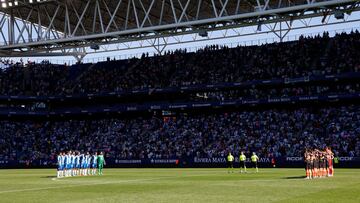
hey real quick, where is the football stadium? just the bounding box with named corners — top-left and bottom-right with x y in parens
top-left (0, 0), bottom-right (360, 202)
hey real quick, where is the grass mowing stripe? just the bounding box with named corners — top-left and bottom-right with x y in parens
top-left (0, 168), bottom-right (358, 203)
top-left (0, 177), bottom-right (165, 194)
top-left (0, 172), bottom-right (238, 194)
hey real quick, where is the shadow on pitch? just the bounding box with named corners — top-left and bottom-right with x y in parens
top-left (283, 175), bottom-right (306, 179)
top-left (41, 176), bottom-right (57, 178)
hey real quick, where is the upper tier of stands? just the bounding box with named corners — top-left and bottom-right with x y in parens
top-left (0, 31), bottom-right (359, 96)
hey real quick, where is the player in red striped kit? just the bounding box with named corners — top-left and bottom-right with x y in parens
top-left (326, 147), bottom-right (334, 177)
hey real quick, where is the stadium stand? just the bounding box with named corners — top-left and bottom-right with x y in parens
top-left (0, 31), bottom-right (359, 167)
top-left (0, 31), bottom-right (359, 95)
top-left (0, 105), bottom-right (359, 163)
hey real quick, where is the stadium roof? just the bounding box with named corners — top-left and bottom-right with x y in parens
top-left (0, 0), bottom-right (359, 59)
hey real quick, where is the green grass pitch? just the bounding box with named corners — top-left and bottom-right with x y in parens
top-left (0, 168), bottom-right (359, 203)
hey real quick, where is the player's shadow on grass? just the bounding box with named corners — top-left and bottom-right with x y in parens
top-left (41, 176), bottom-right (57, 178)
top-left (283, 175), bottom-right (306, 179)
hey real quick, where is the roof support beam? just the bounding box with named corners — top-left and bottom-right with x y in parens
top-left (71, 0), bottom-right (91, 36)
top-left (104, 0), bottom-right (122, 32)
top-left (140, 0), bottom-right (155, 28)
top-left (96, 0), bottom-right (105, 33)
top-left (219, 0), bottom-right (230, 17)
top-left (169, 0), bottom-right (178, 23)
top-left (178, 0), bottom-right (191, 23)
top-left (0, 0), bottom-right (358, 55)
top-left (15, 9), bottom-right (33, 44)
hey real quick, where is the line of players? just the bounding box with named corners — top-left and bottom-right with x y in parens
top-left (57, 151), bottom-right (106, 178)
top-left (304, 147), bottom-right (334, 179)
top-left (227, 152), bottom-right (259, 173)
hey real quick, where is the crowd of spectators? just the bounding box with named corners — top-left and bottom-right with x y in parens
top-left (0, 31), bottom-right (359, 96)
top-left (0, 61), bottom-right (69, 96)
top-left (192, 83), bottom-right (360, 101)
top-left (0, 32), bottom-right (359, 165)
top-left (61, 31), bottom-right (360, 94)
top-left (0, 105), bottom-right (358, 163)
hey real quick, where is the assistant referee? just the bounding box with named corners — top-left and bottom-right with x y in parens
top-left (251, 152), bottom-right (259, 173)
top-left (239, 151), bottom-right (247, 173)
top-left (227, 152), bottom-right (234, 173)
